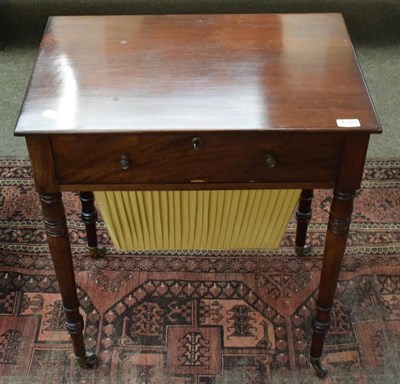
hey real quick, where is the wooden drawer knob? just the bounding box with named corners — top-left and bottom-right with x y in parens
top-left (265, 154), bottom-right (278, 168)
top-left (119, 155), bottom-right (130, 170)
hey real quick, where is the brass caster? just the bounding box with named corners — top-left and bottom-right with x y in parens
top-left (310, 357), bottom-right (328, 378)
top-left (75, 352), bottom-right (97, 368)
top-left (89, 246), bottom-right (106, 258)
top-left (295, 244), bottom-right (312, 257)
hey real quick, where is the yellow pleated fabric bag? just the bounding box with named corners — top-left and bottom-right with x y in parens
top-left (94, 190), bottom-right (300, 251)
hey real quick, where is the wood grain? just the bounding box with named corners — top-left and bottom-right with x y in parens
top-left (15, 14), bottom-right (381, 135)
top-left (15, 14), bottom-right (382, 374)
top-left (25, 136), bottom-right (59, 192)
top-left (50, 132), bottom-right (344, 185)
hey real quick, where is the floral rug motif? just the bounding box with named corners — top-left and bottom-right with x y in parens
top-left (0, 159), bottom-right (400, 383)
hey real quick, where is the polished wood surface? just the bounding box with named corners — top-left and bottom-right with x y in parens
top-left (16, 14), bottom-right (381, 375)
top-left (51, 132), bottom-right (343, 185)
top-left (79, 192), bottom-right (99, 255)
top-left (295, 189), bottom-right (314, 256)
top-left (15, 14), bottom-right (380, 135)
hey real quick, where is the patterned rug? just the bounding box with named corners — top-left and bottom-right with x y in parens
top-left (0, 159), bottom-right (400, 384)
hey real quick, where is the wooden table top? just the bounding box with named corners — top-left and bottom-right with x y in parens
top-left (15, 14), bottom-right (380, 135)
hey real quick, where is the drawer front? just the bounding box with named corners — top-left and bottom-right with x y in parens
top-left (51, 132), bottom-right (344, 185)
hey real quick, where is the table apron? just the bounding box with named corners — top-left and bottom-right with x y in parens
top-left (50, 132), bottom-right (344, 186)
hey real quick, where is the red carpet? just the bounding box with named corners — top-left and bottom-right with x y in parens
top-left (0, 159), bottom-right (399, 383)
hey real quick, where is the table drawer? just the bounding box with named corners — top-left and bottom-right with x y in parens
top-left (51, 132), bottom-right (344, 185)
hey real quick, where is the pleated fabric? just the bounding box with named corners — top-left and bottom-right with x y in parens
top-left (94, 190), bottom-right (301, 251)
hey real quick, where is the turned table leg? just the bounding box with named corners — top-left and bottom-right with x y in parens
top-left (79, 191), bottom-right (104, 257)
top-left (310, 189), bottom-right (356, 377)
top-left (295, 189), bottom-right (313, 256)
top-left (40, 192), bottom-right (96, 367)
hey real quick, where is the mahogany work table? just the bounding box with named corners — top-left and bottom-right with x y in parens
top-left (15, 14), bottom-right (381, 377)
